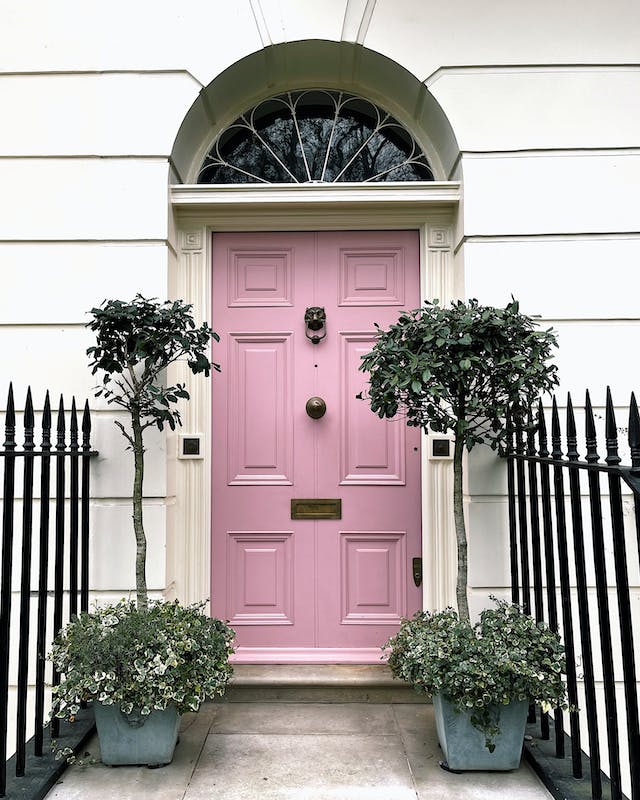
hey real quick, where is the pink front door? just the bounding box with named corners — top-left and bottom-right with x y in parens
top-left (211, 231), bottom-right (422, 662)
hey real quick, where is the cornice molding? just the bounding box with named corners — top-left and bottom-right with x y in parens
top-left (170, 182), bottom-right (460, 212)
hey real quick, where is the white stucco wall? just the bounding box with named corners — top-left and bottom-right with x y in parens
top-left (2, 0), bottom-right (639, 781)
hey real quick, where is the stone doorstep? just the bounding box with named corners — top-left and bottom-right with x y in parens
top-left (220, 664), bottom-right (430, 703)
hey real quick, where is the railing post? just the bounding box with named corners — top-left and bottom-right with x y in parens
top-left (69, 399), bottom-right (79, 620)
top-left (81, 401), bottom-right (91, 614)
top-left (51, 396), bottom-right (66, 740)
top-left (566, 393), bottom-right (601, 799)
top-left (34, 392), bottom-right (52, 758)
top-left (551, 396), bottom-right (583, 778)
top-left (537, 400), bottom-right (564, 754)
top-left (606, 388), bottom-right (640, 800)
top-left (506, 409), bottom-right (519, 605)
top-left (514, 407), bottom-right (531, 615)
top-left (0, 384), bottom-right (17, 798)
top-left (584, 389), bottom-right (622, 800)
top-left (16, 389), bottom-right (35, 777)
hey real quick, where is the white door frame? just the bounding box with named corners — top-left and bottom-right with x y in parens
top-left (167, 181), bottom-right (461, 614)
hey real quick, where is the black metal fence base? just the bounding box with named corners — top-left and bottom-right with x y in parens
top-left (523, 720), bottom-right (627, 800)
top-left (2, 708), bottom-right (95, 800)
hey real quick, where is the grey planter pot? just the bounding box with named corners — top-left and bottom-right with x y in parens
top-left (432, 694), bottom-right (529, 771)
top-left (94, 702), bottom-right (181, 767)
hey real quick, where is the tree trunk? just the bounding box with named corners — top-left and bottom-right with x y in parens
top-left (132, 411), bottom-right (148, 611)
top-left (453, 432), bottom-right (470, 622)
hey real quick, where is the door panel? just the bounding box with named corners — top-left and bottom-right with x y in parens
top-left (339, 332), bottom-right (405, 485)
top-left (227, 333), bottom-right (293, 484)
top-left (227, 531), bottom-right (294, 625)
top-left (211, 230), bottom-right (422, 662)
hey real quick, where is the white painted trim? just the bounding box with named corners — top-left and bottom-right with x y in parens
top-left (171, 182), bottom-right (460, 211)
top-left (168, 185), bottom-right (459, 620)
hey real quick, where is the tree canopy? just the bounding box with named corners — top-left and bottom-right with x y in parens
top-left (86, 295), bottom-right (219, 609)
top-left (359, 298), bottom-right (559, 621)
top-left (360, 298), bottom-right (559, 452)
top-left (87, 295), bottom-right (219, 446)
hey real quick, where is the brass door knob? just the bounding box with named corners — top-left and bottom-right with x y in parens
top-left (306, 396), bottom-right (326, 419)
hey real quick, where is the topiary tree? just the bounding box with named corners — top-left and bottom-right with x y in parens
top-left (359, 298), bottom-right (558, 622)
top-left (87, 295), bottom-right (219, 611)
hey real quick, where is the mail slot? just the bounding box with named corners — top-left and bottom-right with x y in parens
top-left (291, 499), bottom-right (342, 520)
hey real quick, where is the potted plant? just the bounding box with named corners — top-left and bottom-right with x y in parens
top-left (359, 298), bottom-right (563, 769)
top-left (50, 599), bottom-right (234, 766)
top-left (51, 295), bottom-right (234, 767)
top-left (385, 601), bottom-right (567, 771)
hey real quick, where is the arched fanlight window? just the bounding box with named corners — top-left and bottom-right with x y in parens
top-left (197, 90), bottom-right (434, 184)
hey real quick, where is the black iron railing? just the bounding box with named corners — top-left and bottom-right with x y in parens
top-left (0, 384), bottom-right (96, 798)
top-left (507, 388), bottom-right (640, 800)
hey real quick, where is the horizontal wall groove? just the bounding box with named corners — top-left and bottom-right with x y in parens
top-left (0, 68), bottom-right (203, 85)
top-left (0, 238), bottom-right (169, 245)
top-left (0, 322), bottom-right (88, 329)
top-left (536, 317), bottom-right (640, 325)
top-left (461, 147), bottom-right (640, 159)
top-left (454, 231), bottom-right (640, 254)
top-left (0, 155), bottom-right (170, 161)
top-left (425, 63), bottom-right (640, 85)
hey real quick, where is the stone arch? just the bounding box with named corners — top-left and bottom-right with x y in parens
top-left (170, 40), bottom-right (459, 183)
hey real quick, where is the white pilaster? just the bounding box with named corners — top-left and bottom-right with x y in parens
top-left (421, 219), bottom-right (457, 611)
top-left (167, 226), bottom-right (212, 606)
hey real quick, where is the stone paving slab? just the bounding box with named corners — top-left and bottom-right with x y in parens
top-left (183, 732), bottom-right (417, 800)
top-left (210, 701), bottom-right (396, 734)
top-left (44, 702), bottom-right (554, 800)
top-left (393, 705), bottom-right (553, 800)
top-left (44, 710), bottom-right (212, 800)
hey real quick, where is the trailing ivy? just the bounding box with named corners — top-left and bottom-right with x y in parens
top-left (385, 600), bottom-right (568, 751)
top-left (51, 600), bottom-right (235, 719)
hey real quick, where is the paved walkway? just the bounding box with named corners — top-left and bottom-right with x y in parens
top-left (45, 702), bottom-right (553, 800)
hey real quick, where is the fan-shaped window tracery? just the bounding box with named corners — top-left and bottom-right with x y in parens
top-left (197, 90), bottom-right (434, 184)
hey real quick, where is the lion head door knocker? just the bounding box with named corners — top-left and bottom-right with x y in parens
top-left (304, 306), bottom-right (327, 344)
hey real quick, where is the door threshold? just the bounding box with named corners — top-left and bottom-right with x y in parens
top-left (221, 663), bottom-right (427, 703)
top-left (230, 647), bottom-right (387, 664)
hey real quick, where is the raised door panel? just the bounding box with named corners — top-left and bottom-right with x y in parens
top-left (340, 531), bottom-right (407, 625)
top-left (226, 531), bottom-right (294, 626)
top-left (340, 332), bottom-right (405, 485)
top-left (227, 247), bottom-right (294, 307)
top-left (227, 332), bottom-right (293, 485)
top-left (338, 247), bottom-right (405, 306)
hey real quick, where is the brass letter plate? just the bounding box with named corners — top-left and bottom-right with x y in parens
top-left (291, 499), bottom-right (342, 520)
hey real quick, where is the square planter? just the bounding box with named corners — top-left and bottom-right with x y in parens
top-left (433, 694), bottom-right (529, 771)
top-left (94, 702), bottom-right (181, 767)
